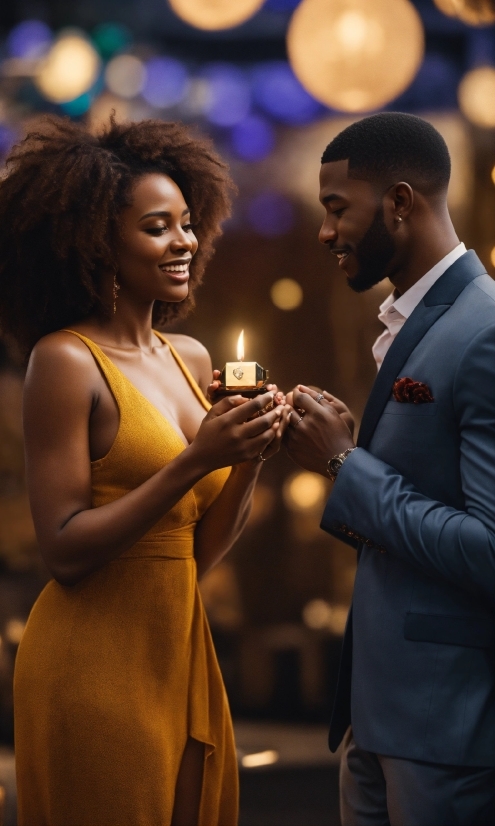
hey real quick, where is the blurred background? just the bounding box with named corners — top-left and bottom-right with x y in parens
top-left (1, 1), bottom-right (495, 824)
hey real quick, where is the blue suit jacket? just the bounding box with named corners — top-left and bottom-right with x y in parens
top-left (321, 250), bottom-right (495, 768)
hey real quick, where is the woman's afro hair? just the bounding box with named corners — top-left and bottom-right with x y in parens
top-left (0, 115), bottom-right (235, 355)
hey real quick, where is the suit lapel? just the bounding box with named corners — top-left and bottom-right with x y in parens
top-left (357, 250), bottom-right (487, 450)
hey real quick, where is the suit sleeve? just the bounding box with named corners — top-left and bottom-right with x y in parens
top-left (321, 324), bottom-right (495, 601)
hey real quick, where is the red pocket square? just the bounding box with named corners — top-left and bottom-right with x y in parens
top-left (393, 377), bottom-right (434, 404)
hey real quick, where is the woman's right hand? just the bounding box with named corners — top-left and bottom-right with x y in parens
top-left (190, 393), bottom-right (283, 471)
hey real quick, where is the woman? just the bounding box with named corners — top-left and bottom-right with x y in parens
top-left (0, 116), bottom-right (288, 826)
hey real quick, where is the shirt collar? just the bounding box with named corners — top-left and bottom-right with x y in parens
top-left (378, 243), bottom-right (466, 322)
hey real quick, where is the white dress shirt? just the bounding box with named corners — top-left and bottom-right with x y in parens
top-left (372, 243), bottom-right (466, 370)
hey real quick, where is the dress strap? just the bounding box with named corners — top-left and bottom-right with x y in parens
top-left (61, 329), bottom-right (130, 407)
top-left (153, 331), bottom-right (211, 412)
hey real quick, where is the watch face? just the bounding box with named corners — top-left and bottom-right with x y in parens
top-left (329, 457), bottom-right (343, 476)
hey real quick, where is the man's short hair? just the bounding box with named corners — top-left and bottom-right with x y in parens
top-left (321, 112), bottom-right (451, 196)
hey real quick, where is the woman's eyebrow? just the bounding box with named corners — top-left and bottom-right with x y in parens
top-left (139, 207), bottom-right (190, 221)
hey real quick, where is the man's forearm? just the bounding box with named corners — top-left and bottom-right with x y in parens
top-left (321, 447), bottom-right (495, 601)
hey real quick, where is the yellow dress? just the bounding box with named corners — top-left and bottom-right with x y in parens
top-left (14, 331), bottom-right (238, 826)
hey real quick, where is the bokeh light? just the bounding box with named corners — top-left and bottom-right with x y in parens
top-left (302, 599), bottom-right (348, 635)
top-left (270, 278), bottom-right (303, 310)
top-left (491, 165), bottom-right (495, 184)
top-left (434, 0), bottom-right (495, 26)
top-left (230, 114), bottom-right (275, 161)
top-left (0, 125), bottom-right (18, 158)
top-left (458, 66), bottom-right (495, 127)
top-left (251, 62), bottom-right (323, 124)
top-left (60, 93), bottom-right (93, 117)
top-left (202, 64), bottom-right (250, 126)
top-left (36, 31), bottom-right (101, 104)
top-left (105, 54), bottom-right (146, 99)
top-left (92, 22), bottom-right (133, 59)
top-left (142, 57), bottom-right (189, 108)
top-left (7, 20), bottom-right (53, 59)
top-left (287, 0), bottom-right (424, 112)
top-left (283, 471), bottom-right (327, 512)
top-left (247, 192), bottom-right (294, 236)
top-left (491, 246), bottom-right (495, 267)
top-left (168, 0), bottom-right (265, 31)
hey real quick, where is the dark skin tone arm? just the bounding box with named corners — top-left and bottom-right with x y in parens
top-left (24, 333), bottom-right (283, 586)
top-left (285, 385), bottom-right (355, 476)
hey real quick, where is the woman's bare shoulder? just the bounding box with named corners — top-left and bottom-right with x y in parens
top-left (26, 330), bottom-right (101, 393)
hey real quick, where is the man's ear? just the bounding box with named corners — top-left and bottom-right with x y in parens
top-left (388, 181), bottom-right (414, 223)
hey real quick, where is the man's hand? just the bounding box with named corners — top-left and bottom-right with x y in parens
top-left (285, 385), bottom-right (355, 476)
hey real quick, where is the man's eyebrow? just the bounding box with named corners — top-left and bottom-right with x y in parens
top-left (321, 193), bottom-right (345, 204)
top-left (139, 208), bottom-right (190, 221)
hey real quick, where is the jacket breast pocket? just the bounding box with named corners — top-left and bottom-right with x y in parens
top-left (404, 612), bottom-right (494, 649)
top-left (383, 400), bottom-right (438, 416)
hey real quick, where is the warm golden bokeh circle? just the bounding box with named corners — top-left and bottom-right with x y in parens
top-left (36, 31), bottom-right (100, 103)
top-left (283, 471), bottom-right (328, 512)
top-left (287, 0), bottom-right (424, 113)
top-left (458, 66), bottom-right (495, 127)
top-left (270, 278), bottom-right (303, 310)
top-left (168, 0), bottom-right (265, 31)
top-left (434, 0), bottom-right (495, 27)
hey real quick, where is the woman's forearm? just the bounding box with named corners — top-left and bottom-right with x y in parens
top-left (38, 445), bottom-right (210, 586)
top-left (194, 461), bottom-right (262, 578)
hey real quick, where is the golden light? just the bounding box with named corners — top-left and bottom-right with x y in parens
top-left (287, 0), bottom-right (424, 112)
top-left (458, 66), bottom-right (495, 128)
top-left (491, 165), bottom-right (495, 185)
top-left (283, 471), bottom-right (328, 512)
top-left (36, 30), bottom-right (100, 103)
top-left (434, 0), bottom-right (495, 26)
top-left (490, 246), bottom-right (495, 267)
top-left (302, 599), bottom-right (333, 630)
top-left (168, 0), bottom-right (265, 31)
top-left (302, 600), bottom-right (348, 635)
top-left (241, 750), bottom-right (279, 768)
top-left (237, 330), bottom-right (245, 362)
top-left (5, 618), bottom-right (26, 645)
top-left (105, 54), bottom-right (146, 99)
top-left (270, 278), bottom-right (303, 311)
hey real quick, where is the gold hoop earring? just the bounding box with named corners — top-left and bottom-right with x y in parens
top-left (113, 275), bottom-right (120, 314)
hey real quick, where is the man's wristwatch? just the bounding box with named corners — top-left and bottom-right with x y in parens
top-left (326, 448), bottom-right (356, 481)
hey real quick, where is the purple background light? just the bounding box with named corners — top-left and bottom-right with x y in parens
top-left (247, 191), bottom-right (295, 236)
top-left (142, 57), bottom-right (189, 108)
top-left (202, 63), bottom-right (250, 127)
top-left (251, 61), bottom-right (323, 125)
top-left (230, 115), bottom-right (275, 162)
top-left (7, 20), bottom-right (53, 60)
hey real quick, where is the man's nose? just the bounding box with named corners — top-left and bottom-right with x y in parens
top-left (319, 220), bottom-right (337, 245)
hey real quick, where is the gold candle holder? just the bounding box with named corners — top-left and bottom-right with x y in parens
top-left (219, 330), bottom-right (269, 398)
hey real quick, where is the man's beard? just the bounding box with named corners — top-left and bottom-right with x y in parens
top-left (347, 205), bottom-right (396, 293)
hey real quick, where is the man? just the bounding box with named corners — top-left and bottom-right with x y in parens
top-left (286, 112), bottom-right (495, 825)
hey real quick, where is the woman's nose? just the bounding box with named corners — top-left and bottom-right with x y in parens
top-left (170, 228), bottom-right (194, 250)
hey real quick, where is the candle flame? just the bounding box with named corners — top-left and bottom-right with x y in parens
top-left (237, 329), bottom-right (244, 361)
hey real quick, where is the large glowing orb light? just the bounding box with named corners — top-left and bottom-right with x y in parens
top-left (287, 0), bottom-right (424, 113)
top-left (434, 1), bottom-right (495, 26)
top-left (168, 0), bottom-right (264, 31)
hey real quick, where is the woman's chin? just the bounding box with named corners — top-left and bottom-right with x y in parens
top-left (156, 286), bottom-right (189, 304)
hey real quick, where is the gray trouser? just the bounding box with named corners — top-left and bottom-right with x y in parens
top-left (340, 729), bottom-right (495, 826)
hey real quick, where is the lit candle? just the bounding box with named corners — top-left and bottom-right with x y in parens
top-left (219, 330), bottom-right (269, 397)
